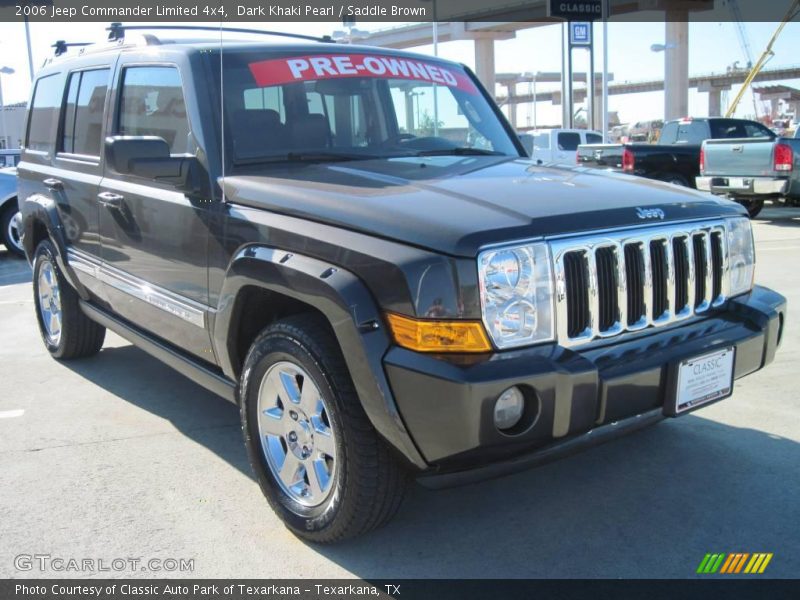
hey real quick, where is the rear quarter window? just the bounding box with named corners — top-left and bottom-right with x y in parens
top-left (27, 74), bottom-right (63, 153)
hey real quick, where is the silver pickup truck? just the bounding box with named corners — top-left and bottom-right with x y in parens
top-left (696, 129), bottom-right (800, 218)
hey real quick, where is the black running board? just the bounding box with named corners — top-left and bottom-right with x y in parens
top-left (80, 300), bottom-right (237, 404)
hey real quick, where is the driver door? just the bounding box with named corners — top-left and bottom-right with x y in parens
top-left (98, 61), bottom-right (214, 361)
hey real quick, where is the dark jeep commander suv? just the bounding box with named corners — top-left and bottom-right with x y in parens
top-left (19, 26), bottom-right (786, 542)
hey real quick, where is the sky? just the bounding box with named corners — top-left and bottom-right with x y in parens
top-left (0, 19), bottom-right (798, 128)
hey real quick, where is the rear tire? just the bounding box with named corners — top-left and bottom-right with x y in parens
top-left (33, 240), bottom-right (105, 359)
top-left (735, 199), bottom-right (764, 219)
top-left (240, 314), bottom-right (407, 542)
top-left (1, 200), bottom-right (25, 258)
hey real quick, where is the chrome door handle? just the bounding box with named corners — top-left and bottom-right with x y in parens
top-left (43, 178), bottom-right (63, 190)
top-left (97, 192), bottom-right (124, 208)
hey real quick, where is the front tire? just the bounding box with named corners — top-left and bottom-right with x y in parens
top-left (1, 201), bottom-right (25, 257)
top-left (33, 240), bottom-right (105, 359)
top-left (240, 315), bottom-right (407, 542)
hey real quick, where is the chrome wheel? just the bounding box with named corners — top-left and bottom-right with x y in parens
top-left (257, 361), bottom-right (337, 507)
top-left (7, 210), bottom-right (23, 253)
top-left (37, 259), bottom-right (62, 345)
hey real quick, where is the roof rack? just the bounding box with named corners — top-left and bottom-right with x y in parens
top-left (106, 23), bottom-right (333, 44)
top-left (52, 40), bottom-right (92, 57)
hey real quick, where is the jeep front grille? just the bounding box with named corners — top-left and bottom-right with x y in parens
top-left (551, 221), bottom-right (728, 347)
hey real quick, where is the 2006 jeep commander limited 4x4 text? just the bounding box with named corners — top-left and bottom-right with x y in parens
top-left (19, 26), bottom-right (786, 542)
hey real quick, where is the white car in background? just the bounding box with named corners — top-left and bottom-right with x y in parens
top-left (519, 128), bottom-right (604, 164)
top-left (0, 166), bottom-right (22, 257)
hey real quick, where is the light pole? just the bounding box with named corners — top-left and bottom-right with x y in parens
top-left (0, 66), bottom-right (14, 150)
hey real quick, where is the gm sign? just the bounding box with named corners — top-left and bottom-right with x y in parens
top-left (548, 0), bottom-right (603, 20)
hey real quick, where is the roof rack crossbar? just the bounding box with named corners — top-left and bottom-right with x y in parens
top-left (106, 23), bottom-right (333, 44)
top-left (52, 40), bottom-right (92, 57)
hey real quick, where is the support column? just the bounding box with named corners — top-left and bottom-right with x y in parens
top-left (664, 15), bottom-right (689, 120)
top-left (506, 84), bottom-right (517, 128)
top-left (474, 38), bottom-right (496, 97)
top-left (708, 89), bottom-right (722, 117)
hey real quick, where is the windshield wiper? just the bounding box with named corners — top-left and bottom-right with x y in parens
top-left (236, 152), bottom-right (379, 165)
top-left (412, 147), bottom-right (504, 157)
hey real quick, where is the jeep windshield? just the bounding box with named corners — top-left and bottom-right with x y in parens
top-left (214, 50), bottom-right (521, 165)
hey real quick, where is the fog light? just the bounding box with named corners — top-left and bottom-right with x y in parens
top-left (494, 387), bottom-right (525, 431)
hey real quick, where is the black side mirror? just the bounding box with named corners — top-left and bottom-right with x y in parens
top-left (105, 136), bottom-right (199, 192)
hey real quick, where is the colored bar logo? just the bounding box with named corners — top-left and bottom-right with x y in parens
top-left (696, 552), bottom-right (773, 574)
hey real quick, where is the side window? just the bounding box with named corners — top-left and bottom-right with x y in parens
top-left (60, 68), bottom-right (109, 157)
top-left (744, 123), bottom-right (774, 138)
top-left (533, 133), bottom-right (550, 149)
top-left (585, 132), bottom-right (602, 144)
top-left (557, 132), bottom-right (581, 151)
top-left (26, 74), bottom-right (63, 153)
top-left (118, 66), bottom-right (191, 154)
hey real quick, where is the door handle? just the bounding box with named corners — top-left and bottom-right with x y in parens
top-left (43, 178), bottom-right (63, 190)
top-left (97, 192), bottom-right (124, 209)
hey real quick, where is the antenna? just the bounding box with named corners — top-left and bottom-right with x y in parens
top-left (106, 23), bottom-right (333, 44)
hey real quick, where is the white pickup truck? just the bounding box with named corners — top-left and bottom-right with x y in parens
top-left (519, 128), bottom-right (603, 163)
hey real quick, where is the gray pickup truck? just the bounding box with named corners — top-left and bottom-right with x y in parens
top-left (697, 129), bottom-right (800, 218)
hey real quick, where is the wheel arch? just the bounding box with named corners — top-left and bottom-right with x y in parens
top-left (213, 245), bottom-right (427, 470)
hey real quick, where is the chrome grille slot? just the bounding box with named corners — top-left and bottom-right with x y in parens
top-left (552, 220), bottom-right (729, 347)
top-left (624, 243), bottom-right (646, 328)
top-left (650, 239), bottom-right (669, 322)
top-left (564, 251), bottom-right (590, 338)
top-left (596, 246), bottom-right (619, 332)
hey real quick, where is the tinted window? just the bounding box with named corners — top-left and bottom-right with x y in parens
top-left (557, 132), bottom-right (581, 151)
top-left (118, 67), bottom-right (191, 154)
top-left (708, 119), bottom-right (774, 140)
top-left (216, 51), bottom-right (519, 163)
top-left (585, 132), bottom-right (602, 144)
top-left (659, 122), bottom-right (678, 144)
top-left (674, 121), bottom-right (708, 144)
top-left (61, 69), bottom-right (109, 156)
top-left (27, 74), bottom-right (63, 152)
top-left (743, 122), bottom-right (775, 138)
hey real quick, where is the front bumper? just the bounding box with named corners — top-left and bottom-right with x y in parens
top-left (385, 286), bottom-right (785, 484)
top-left (696, 175), bottom-right (788, 197)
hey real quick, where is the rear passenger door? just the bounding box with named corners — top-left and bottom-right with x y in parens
top-left (18, 64), bottom-right (112, 302)
top-left (98, 61), bottom-right (212, 360)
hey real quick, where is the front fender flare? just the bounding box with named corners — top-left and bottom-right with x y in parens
top-left (213, 245), bottom-right (428, 470)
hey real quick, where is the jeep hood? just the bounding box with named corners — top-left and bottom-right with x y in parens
top-left (222, 156), bottom-right (744, 257)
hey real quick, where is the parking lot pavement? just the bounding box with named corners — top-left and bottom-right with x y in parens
top-left (1, 208), bottom-right (799, 580)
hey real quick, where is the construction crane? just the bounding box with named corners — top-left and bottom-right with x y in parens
top-left (725, 0), bottom-right (800, 117)
top-left (727, 0), bottom-right (758, 115)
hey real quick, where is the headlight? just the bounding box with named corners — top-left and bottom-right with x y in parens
top-left (725, 217), bottom-right (755, 297)
top-left (477, 243), bottom-right (554, 349)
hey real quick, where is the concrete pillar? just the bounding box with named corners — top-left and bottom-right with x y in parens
top-left (506, 84), bottom-right (517, 128)
top-left (474, 38), bottom-right (496, 97)
top-left (664, 15), bottom-right (689, 120)
top-left (708, 89), bottom-right (722, 117)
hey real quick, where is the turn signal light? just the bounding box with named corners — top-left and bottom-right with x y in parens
top-left (385, 313), bottom-right (492, 353)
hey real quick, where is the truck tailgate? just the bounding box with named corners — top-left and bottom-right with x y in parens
top-left (702, 137), bottom-right (776, 176)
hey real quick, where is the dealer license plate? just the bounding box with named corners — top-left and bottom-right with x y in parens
top-left (675, 347), bottom-right (735, 413)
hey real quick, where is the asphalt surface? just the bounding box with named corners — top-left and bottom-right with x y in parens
top-left (1, 207), bottom-right (799, 579)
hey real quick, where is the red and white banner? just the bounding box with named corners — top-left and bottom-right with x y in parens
top-left (248, 54), bottom-right (479, 94)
